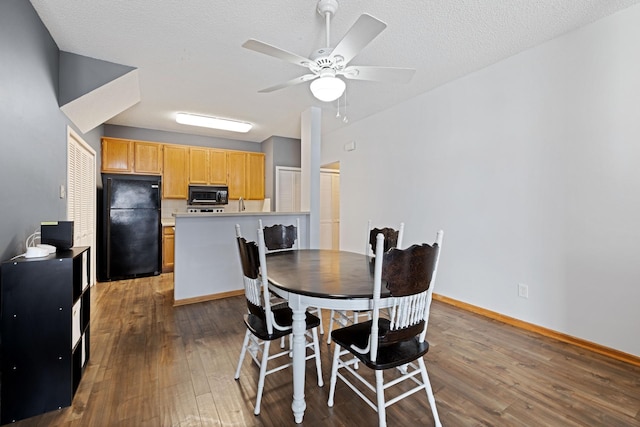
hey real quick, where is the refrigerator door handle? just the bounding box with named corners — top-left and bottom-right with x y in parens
top-left (106, 179), bottom-right (112, 278)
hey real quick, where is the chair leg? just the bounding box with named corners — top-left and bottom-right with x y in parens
top-left (254, 340), bottom-right (271, 415)
top-left (327, 343), bottom-right (342, 407)
top-left (234, 329), bottom-right (251, 379)
top-left (375, 370), bottom-right (387, 427)
top-left (311, 327), bottom-right (324, 387)
top-left (418, 357), bottom-right (441, 427)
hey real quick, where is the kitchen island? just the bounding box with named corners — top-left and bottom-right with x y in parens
top-left (172, 211), bottom-right (310, 305)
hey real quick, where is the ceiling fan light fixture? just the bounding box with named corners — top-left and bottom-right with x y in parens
top-left (176, 113), bottom-right (252, 133)
top-left (310, 75), bottom-right (346, 102)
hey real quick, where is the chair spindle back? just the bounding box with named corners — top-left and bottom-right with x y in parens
top-left (370, 231), bottom-right (443, 361)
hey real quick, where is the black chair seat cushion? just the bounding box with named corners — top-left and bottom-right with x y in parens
top-left (244, 308), bottom-right (321, 341)
top-left (331, 319), bottom-right (430, 370)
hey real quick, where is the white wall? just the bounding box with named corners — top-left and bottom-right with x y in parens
top-left (321, 4), bottom-right (640, 357)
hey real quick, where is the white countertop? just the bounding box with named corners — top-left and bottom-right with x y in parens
top-left (173, 211), bottom-right (309, 218)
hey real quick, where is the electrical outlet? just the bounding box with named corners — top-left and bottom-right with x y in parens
top-left (59, 184), bottom-right (66, 199)
top-left (518, 283), bottom-right (529, 298)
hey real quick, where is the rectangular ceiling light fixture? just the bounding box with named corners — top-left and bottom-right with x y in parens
top-left (176, 112), bottom-right (252, 133)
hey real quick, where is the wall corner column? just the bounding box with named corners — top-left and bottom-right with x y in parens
top-left (300, 107), bottom-right (321, 248)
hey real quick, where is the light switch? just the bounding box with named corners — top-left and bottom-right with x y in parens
top-left (344, 141), bottom-right (356, 151)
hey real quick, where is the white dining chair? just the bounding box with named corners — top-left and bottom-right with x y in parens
top-left (326, 221), bottom-right (405, 345)
top-left (259, 218), bottom-right (325, 336)
top-left (233, 225), bottom-right (323, 415)
top-left (328, 230), bottom-right (444, 427)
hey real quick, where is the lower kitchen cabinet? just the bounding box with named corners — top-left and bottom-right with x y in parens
top-left (163, 226), bottom-right (175, 273)
top-left (0, 247), bottom-right (91, 424)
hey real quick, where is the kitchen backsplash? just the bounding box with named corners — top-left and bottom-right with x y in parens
top-left (161, 199), bottom-right (187, 218)
top-left (161, 198), bottom-right (270, 217)
top-left (225, 199), bottom-right (270, 213)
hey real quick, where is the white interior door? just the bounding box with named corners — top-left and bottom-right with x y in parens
top-left (319, 170), bottom-right (340, 250)
top-left (276, 166), bottom-right (340, 249)
top-left (67, 127), bottom-right (96, 285)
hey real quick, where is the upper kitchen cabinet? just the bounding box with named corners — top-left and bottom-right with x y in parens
top-left (227, 152), bottom-right (264, 200)
top-left (163, 144), bottom-right (189, 199)
top-left (227, 151), bottom-right (246, 199)
top-left (101, 137), bottom-right (263, 200)
top-left (133, 141), bottom-right (163, 175)
top-left (189, 147), bottom-right (209, 185)
top-left (102, 138), bottom-right (134, 173)
top-left (209, 149), bottom-right (228, 185)
top-left (189, 148), bottom-right (228, 185)
top-left (101, 138), bottom-right (162, 175)
top-left (246, 152), bottom-right (265, 200)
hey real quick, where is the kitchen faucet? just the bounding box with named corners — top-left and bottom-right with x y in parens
top-left (239, 197), bottom-right (245, 211)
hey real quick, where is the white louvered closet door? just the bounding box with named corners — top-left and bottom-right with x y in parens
top-left (276, 167), bottom-right (302, 212)
top-left (67, 127), bottom-right (97, 285)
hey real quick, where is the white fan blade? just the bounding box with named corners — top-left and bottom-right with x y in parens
top-left (330, 14), bottom-right (387, 65)
top-left (258, 74), bottom-right (318, 93)
top-left (341, 66), bottom-right (416, 84)
top-left (242, 39), bottom-right (313, 68)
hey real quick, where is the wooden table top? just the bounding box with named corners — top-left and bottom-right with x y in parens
top-left (265, 249), bottom-right (390, 299)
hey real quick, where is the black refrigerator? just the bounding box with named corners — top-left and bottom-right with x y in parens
top-left (98, 174), bottom-right (162, 281)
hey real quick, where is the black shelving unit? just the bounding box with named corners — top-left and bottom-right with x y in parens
top-left (0, 247), bottom-right (91, 424)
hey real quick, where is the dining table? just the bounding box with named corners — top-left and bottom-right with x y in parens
top-left (265, 249), bottom-right (391, 424)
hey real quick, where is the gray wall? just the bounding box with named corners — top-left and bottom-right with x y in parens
top-left (322, 4), bottom-right (640, 356)
top-left (104, 124), bottom-right (262, 152)
top-left (0, 0), bottom-right (102, 260)
top-left (59, 52), bottom-right (135, 107)
top-left (262, 136), bottom-right (301, 210)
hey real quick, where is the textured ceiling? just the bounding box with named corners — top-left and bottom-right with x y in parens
top-left (30, 0), bottom-right (640, 142)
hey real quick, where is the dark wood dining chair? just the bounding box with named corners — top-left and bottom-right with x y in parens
top-left (365, 220), bottom-right (405, 256)
top-left (327, 220), bottom-right (405, 345)
top-left (327, 230), bottom-right (443, 427)
top-left (259, 218), bottom-right (325, 336)
top-left (233, 225), bottom-right (323, 416)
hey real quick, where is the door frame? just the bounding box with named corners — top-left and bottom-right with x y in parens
top-left (67, 126), bottom-right (97, 285)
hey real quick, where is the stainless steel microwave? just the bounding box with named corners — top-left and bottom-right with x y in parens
top-left (187, 185), bottom-right (229, 206)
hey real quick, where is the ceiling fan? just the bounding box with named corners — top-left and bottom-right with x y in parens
top-left (242, 0), bottom-right (416, 102)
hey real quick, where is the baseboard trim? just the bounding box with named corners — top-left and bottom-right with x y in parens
top-left (173, 289), bottom-right (244, 306)
top-left (433, 293), bottom-right (640, 368)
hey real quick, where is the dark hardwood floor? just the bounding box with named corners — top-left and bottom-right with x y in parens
top-left (12, 274), bottom-right (640, 426)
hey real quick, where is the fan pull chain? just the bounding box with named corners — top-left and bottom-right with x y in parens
top-left (342, 89), bottom-right (348, 123)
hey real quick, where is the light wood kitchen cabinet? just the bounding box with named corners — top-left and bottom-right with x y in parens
top-left (227, 151), bottom-right (247, 199)
top-left (227, 151), bottom-right (265, 200)
top-left (163, 144), bottom-right (189, 199)
top-left (208, 149), bottom-right (228, 184)
top-left (246, 152), bottom-right (265, 200)
top-left (162, 226), bottom-right (175, 273)
top-left (189, 148), bottom-right (228, 185)
top-left (133, 141), bottom-right (163, 174)
top-left (101, 137), bottom-right (263, 200)
top-left (101, 138), bottom-right (134, 173)
top-left (102, 138), bottom-right (162, 175)
top-left (189, 147), bottom-right (209, 184)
